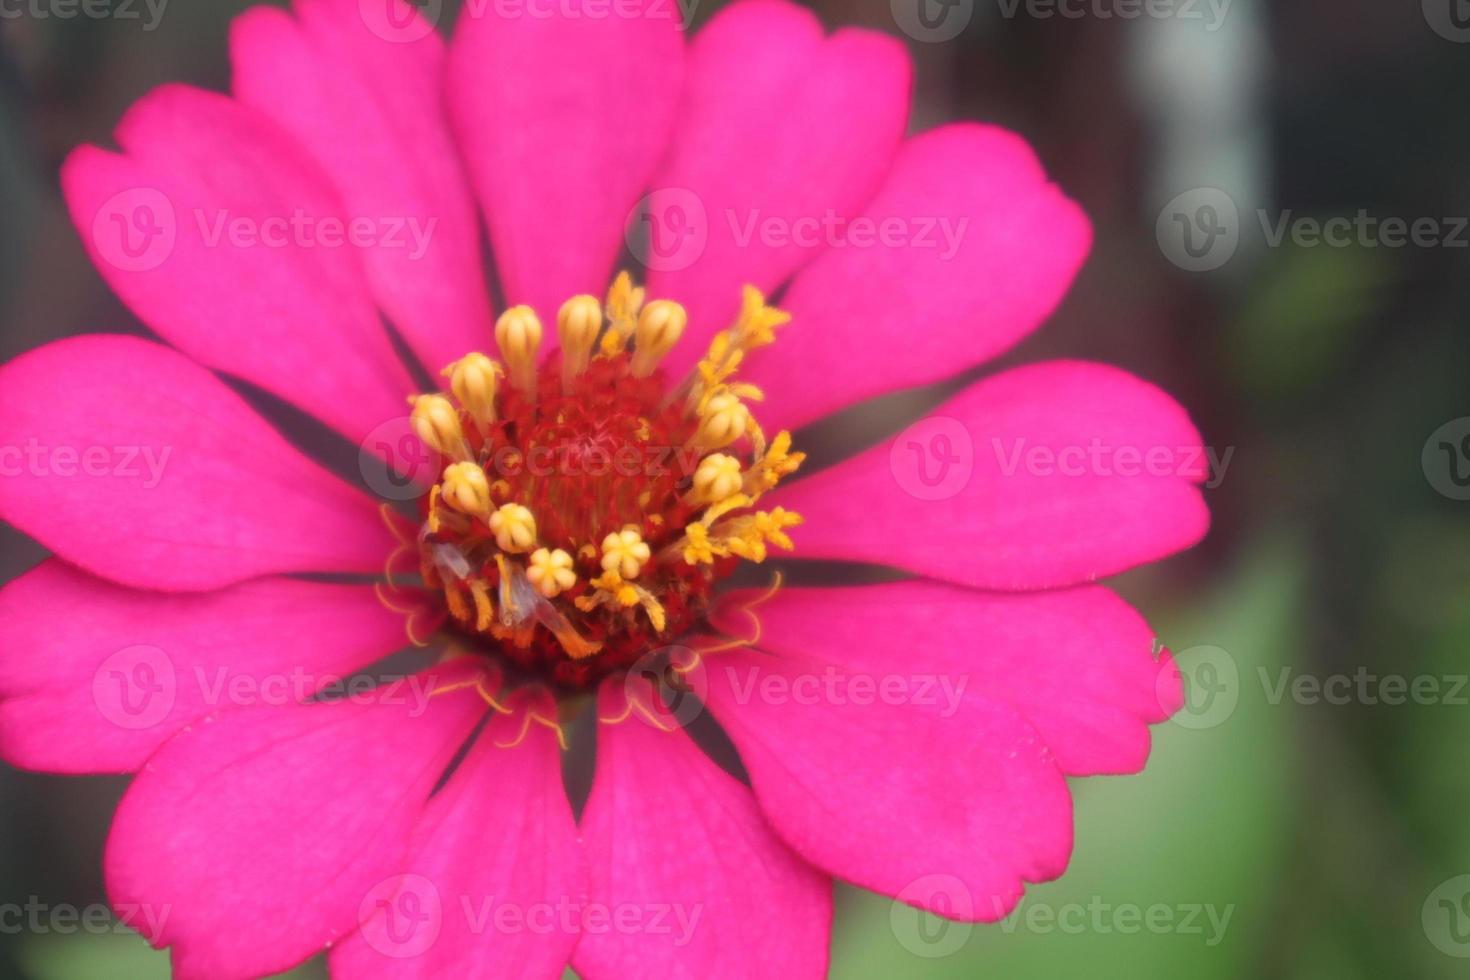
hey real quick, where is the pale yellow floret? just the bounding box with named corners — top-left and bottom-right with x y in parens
top-left (694, 391), bottom-right (750, 450)
top-left (442, 353), bottom-right (502, 429)
top-left (630, 300), bottom-right (688, 377)
top-left (689, 453), bottom-right (743, 505)
top-left (557, 294), bottom-right (602, 389)
top-left (488, 502), bottom-right (537, 553)
top-left (440, 461), bottom-right (492, 519)
top-left (600, 271), bottom-right (645, 356)
top-left (578, 570), bottom-right (667, 631)
top-left (409, 394), bottom-right (469, 460)
top-left (600, 527), bottom-right (651, 579)
top-left (495, 305), bottom-right (543, 394)
top-left (527, 547), bottom-right (577, 598)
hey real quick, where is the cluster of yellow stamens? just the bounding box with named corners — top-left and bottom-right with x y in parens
top-left (401, 274), bottom-right (807, 687)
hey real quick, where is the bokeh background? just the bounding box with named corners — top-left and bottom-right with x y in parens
top-left (2, 0), bottom-right (1468, 976)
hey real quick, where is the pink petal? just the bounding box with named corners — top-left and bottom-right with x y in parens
top-left (62, 83), bottom-right (414, 444)
top-left (447, 0), bottom-right (684, 325)
top-left (746, 124), bottom-right (1092, 431)
top-left (772, 360), bottom-right (1210, 589)
top-left (105, 661), bottom-right (492, 980)
top-left (572, 682), bottom-right (832, 979)
top-left (648, 0), bottom-right (911, 376)
top-left (230, 0), bottom-right (495, 375)
top-left (0, 335), bottom-right (398, 591)
top-left (0, 559), bottom-right (433, 774)
top-left (712, 581), bottom-right (1181, 776)
top-left (329, 690), bottom-right (582, 979)
top-left (696, 649), bottom-right (1072, 922)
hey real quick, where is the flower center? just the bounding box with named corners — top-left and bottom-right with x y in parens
top-left (406, 274), bottom-right (805, 690)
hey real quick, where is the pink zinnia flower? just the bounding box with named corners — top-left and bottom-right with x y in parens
top-left (0, 0), bottom-right (1209, 977)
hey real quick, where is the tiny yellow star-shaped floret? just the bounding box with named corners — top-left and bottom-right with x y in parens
top-left (600, 527), bottom-right (651, 579)
top-left (488, 502), bottom-right (537, 553)
top-left (526, 547), bottom-right (577, 598)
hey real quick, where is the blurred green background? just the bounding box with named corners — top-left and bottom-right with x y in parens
top-left (2, 0), bottom-right (1469, 977)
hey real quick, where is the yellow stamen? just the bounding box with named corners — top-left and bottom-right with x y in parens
top-left (495, 305), bottom-right (543, 395)
top-left (693, 391), bottom-right (750, 450)
top-left (630, 299), bottom-right (687, 377)
top-left (440, 461), bottom-right (492, 519)
top-left (442, 353), bottom-right (502, 430)
top-left (488, 502), bottom-right (537, 553)
top-left (557, 294), bottom-right (602, 389)
top-left (409, 393), bottom-right (468, 460)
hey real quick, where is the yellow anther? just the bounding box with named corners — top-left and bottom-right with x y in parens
top-left (723, 508), bottom-right (803, 563)
top-left (442, 353), bottom-right (502, 429)
top-left (732, 285), bottom-right (790, 352)
top-left (526, 547), bottom-right (577, 599)
top-left (488, 502), bottom-right (537, 553)
top-left (601, 271), bottom-right (645, 356)
top-left (690, 453), bottom-right (743, 505)
top-left (440, 461), bottom-right (492, 519)
top-left (747, 429), bottom-right (806, 496)
top-left (680, 523), bottom-right (725, 565)
top-left (495, 305), bottom-right (543, 394)
top-left (557, 294), bottom-right (602, 388)
top-left (600, 527), bottom-right (651, 579)
top-left (630, 299), bottom-right (688, 377)
top-left (409, 394), bottom-right (468, 460)
top-left (694, 391), bottom-right (750, 450)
